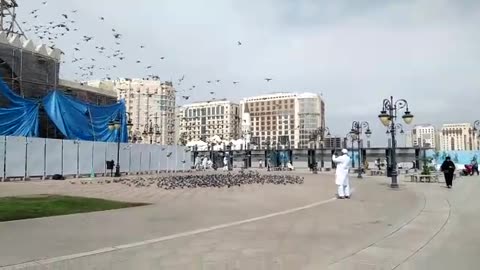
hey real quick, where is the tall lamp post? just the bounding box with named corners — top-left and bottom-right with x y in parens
top-left (378, 96), bottom-right (414, 188)
top-left (310, 127), bottom-right (331, 170)
top-left (350, 121), bottom-right (372, 178)
top-left (346, 133), bottom-right (356, 168)
top-left (108, 112), bottom-right (133, 177)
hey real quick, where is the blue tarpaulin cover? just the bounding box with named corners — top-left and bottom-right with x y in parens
top-left (42, 90), bottom-right (127, 142)
top-left (0, 79), bottom-right (39, 136)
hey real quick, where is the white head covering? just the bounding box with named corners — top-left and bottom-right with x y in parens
top-left (341, 149), bottom-right (348, 154)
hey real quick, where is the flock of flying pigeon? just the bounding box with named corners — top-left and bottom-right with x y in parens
top-left (21, 1), bottom-right (275, 103)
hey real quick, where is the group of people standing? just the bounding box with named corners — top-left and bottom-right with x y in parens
top-left (194, 155), bottom-right (230, 171)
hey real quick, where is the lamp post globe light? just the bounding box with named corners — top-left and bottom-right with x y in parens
top-left (108, 112), bottom-right (133, 177)
top-left (310, 126), bottom-right (331, 171)
top-left (349, 121), bottom-right (372, 178)
top-left (378, 96), bottom-right (414, 188)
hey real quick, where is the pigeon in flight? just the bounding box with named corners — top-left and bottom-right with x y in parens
top-left (140, 45), bottom-right (145, 49)
top-left (209, 91), bottom-right (215, 95)
top-left (182, 96), bottom-right (190, 100)
top-left (160, 56), bottom-right (165, 60)
top-left (100, 17), bottom-right (105, 20)
top-left (42, 1), bottom-right (47, 4)
top-left (71, 10), bottom-right (78, 13)
top-left (265, 78), bottom-right (273, 82)
top-left (62, 14), bottom-right (68, 19)
top-left (206, 80), bottom-right (212, 83)
top-left (216, 80), bottom-right (220, 83)
top-left (237, 41), bottom-right (242, 46)
top-left (233, 81), bottom-right (239, 85)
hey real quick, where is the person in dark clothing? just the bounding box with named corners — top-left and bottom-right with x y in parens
top-left (441, 156), bottom-right (456, 188)
top-left (471, 160), bottom-right (479, 176)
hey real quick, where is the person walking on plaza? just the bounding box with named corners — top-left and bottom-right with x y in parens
top-left (332, 149), bottom-right (352, 199)
top-left (441, 156), bottom-right (456, 188)
top-left (471, 159), bottom-right (479, 176)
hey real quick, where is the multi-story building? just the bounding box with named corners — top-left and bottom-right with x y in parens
top-left (177, 99), bottom-right (240, 143)
top-left (89, 78), bottom-right (176, 145)
top-left (440, 123), bottom-right (479, 151)
top-left (240, 92), bottom-right (325, 149)
top-left (411, 124), bottom-right (436, 148)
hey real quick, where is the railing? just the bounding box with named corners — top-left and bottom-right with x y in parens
top-left (0, 136), bottom-right (190, 181)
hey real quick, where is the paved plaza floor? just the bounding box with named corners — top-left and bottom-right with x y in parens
top-left (0, 171), bottom-right (479, 269)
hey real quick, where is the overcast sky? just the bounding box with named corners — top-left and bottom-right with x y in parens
top-left (18, 0), bottom-right (480, 146)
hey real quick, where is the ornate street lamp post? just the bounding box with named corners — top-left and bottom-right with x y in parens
top-left (378, 96), bottom-right (414, 188)
top-left (345, 133), bottom-right (356, 168)
top-left (350, 121), bottom-right (372, 178)
top-left (108, 112), bottom-right (133, 177)
top-left (310, 127), bottom-right (331, 171)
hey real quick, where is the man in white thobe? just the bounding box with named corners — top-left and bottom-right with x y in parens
top-left (332, 149), bottom-right (352, 199)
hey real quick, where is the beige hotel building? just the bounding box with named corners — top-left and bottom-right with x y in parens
top-left (177, 99), bottom-right (240, 143)
top-left (240, 92), bottom-right (325, 149)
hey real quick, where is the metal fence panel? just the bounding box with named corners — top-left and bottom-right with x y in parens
top-left (26, 137), bottom-right (46, 177)
top-left (158, 145), bottom-right (168, 171)
top-left (119, 143), bottom-right (130, 173)
top-left (166, 145), bottom-right (175, 171)
top-left (106, 143), bottom-right (117, 163)
top-left (0, 136), bottom-right (5, 180)
top-left (93, 142), bottom-right (107, 174)
top-left (182, 148), bottom-right (189, 170)
top-left (152, 145), bottom-right (161, 171)
top-left (78, 141), bottom-right (94, 175)
top-left (130, 144), bottom-right (141, 172)
top-left (5, 136), bottom-right (26, 177)
top-left (140, 144), bottom-right (151, 172)
top-left (175, 146), bottom-right (185, 171)
top-left (45, 138), bottom-right (62, 176)
top-left (62, 140), bottom-right (77, 176)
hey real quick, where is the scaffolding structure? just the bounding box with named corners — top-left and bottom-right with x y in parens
top-left (0, 0), bottom-right (25, 37)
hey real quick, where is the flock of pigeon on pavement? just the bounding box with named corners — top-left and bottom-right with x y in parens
top-left (83, 171), bottom-right (304, 189)
top-left (20, 1), bottom-right (276, 103)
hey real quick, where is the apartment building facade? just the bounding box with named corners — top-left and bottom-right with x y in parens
top-left (240, 92), bottom-right (325, 149)
top-left (177, 99), bottom-right (240, 144)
